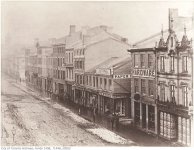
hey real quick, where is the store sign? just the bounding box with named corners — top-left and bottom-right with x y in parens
top-left (99, 92), bottom-right (112, 98)
top-left (113, 74), bottom-right (131, 79)
top-left (96, 68), bottom-right (111, 75)
top-left (132, 69), bottom-right (155, 77)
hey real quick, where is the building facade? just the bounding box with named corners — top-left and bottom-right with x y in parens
top-left (156, 26), bottom-right (193, 146)
top-left (128, 48), bottom-right (157, 134)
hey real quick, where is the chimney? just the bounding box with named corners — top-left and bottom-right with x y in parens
top-left (100, 25), bottom-right (108, 31)
top-left (69, 25), bottom-right (76, 36)
top-left (121, 38), bottom-right (128, 43)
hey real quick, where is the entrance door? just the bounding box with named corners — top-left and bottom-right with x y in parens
top-left (142, 104), bottom-right (146, 129)
top-left (134, 102), bottom-right (140, 126)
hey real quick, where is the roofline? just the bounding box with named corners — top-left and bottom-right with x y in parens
top-left (127, 47), bottom-right (155, 52)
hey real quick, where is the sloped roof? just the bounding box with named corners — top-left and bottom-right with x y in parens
top-left (54, 25), bottom-right (130, 49)
top-left (86, 55), bottom-right (131, 74)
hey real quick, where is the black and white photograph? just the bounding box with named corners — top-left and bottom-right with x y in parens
top-left (1, 0), bottom-right (194, 147)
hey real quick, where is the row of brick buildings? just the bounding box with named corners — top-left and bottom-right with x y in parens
top-left (5, 9), bottom-right (192, 146)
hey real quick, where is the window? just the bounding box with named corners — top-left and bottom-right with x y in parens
top-left (148, 54), bottom-right (153, 68)
top-left (160, 84), bottom-right (165, 101)
top-left (160, 56), bottom-right (165, 71)
top-left (141, 79), bottom-right (146, 94)
top-left (86, 76), bottom-right (88, 85)
top-left (148, 80), bottom-right (154, 96)
top-left (89, 76), bottom-right (92, 86)
top-left (140, 54), bottom-right (145, 67)
top-left (96, 77), bottom-right (98, 88)
top-left (68, 53), bottom-right (70, 63)
top-left (170, 56), bottom-right (175, 72)
top-left (100, 78), bottom-right (102, 88)
top-left (134, 78), bottom-right (139, 93)
top-left (104, 78), bottom-right (107, 90)
top-left (71, 53), bottom-right (73, 63)
top-left (171, 37), bottom-right (173, 47)
top-left (134, 54), bottom-right (138, 67)
top-left (109, 79), bottom-right (112, 90)
top-left (183, 56), bottom-right (188, 72)
top-left (183, 86), bottom-right (188, 107)
top-left (80, 75), bottom-right (83, 84)
top-left (170, 85), bottom-right (175, 102)
top-left (93, 77), bottom-right (95, 87)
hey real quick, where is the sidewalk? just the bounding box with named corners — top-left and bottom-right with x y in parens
top-left (13, 81), bottom-right (175, 146)
top-left (11, 81), bottom-right (136, 146)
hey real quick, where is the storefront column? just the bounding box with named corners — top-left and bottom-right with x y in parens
top-left (155, 106), bottom-right (158, 134)
top-left (140, 103), bottom-right (142, 128)
top-left (73, 89), bottom-right (76, 103)
top-left (131, 100), bottom-right (134, 121)
top-left (146, 104), bottom-right (149, 130)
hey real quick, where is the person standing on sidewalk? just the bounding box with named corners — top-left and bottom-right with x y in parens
top-left (93, 107), bottom-right (96, 123)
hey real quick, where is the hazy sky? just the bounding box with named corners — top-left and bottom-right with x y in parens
top-left (1, 1), bottom-right (194, 56)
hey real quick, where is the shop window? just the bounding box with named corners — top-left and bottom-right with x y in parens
top-left (148, 106), bottom-right (155, 131)
top-left (160, 112), bottom-right (176, 139)
top-left (148, 80), bottom-right (154, 96)
top-left (141, 79), bottom-right (146, 94)
top-left (140, 54), bottom-right (145, 67)
top-left (183, 86), bottom-right (188, 107)
top-left (134, 78), bottom-right (139, 93)
top-left (134, 102), bottom-right (140, 126)
top-left (116, 100), bottom-right (125, 115)
top-left (178, 117), bottom-right (191, 146)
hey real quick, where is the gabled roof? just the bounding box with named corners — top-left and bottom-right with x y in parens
top-left (86, 55), bottom-right (131, 74)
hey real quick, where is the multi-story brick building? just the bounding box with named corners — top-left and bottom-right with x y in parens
top-left (52, 39), bottom-right (66, 100)
top-left (156, 22), bottom-right (193, 146)
top-left (128, 9), bottom-right (193, 146)
top-left (127, 48), bottom-right (157, 134)
top-left (82, 56), bottom-right (132, 119)
top-left (73, 25), bottom-right (130, 106)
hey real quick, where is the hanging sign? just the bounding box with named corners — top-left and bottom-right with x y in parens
top-left (113, 74), bottom-right (131, 79)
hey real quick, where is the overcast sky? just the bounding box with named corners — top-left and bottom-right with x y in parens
top-left (1, 1), bottom-right (194, 56)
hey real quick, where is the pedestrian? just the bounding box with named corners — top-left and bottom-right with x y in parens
top-left (115, 112), bottom-right (119, 131)
top-left (93, 108), bottom-right (96, 122)
top-left (111, 114), bottom-right (114, 130)
top-left (12, 126), bottom-right (16, 143)
top-left (78, 107), bottom-right (81, 115)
